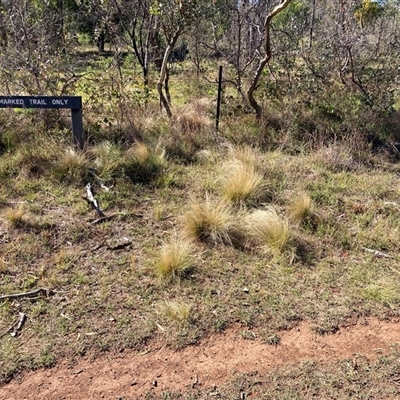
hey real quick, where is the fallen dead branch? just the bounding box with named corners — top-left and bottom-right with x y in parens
top-left (90, 172), bottom-right (114, 192)
top-left (106, 237), bottom-right (132, 250)
top-left (91, 214), bottom-right (118, 225)
top-left (84, 183), bottom-right (105, 217)
top-left (388, 266), bottom-right (400, 276)
top-left (0, 312), bottom-right (26, 338)
top-left (363, 247), bottom-right (392, 259)
top-left (0, 288), bottom-right (54, 302)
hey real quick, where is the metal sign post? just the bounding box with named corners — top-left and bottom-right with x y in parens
top-left (216, 66), bottom-right (223, 133)
top-left (0, 96), bottom-right (84, 149)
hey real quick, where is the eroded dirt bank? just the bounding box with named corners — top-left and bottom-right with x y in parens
top-left (2, 317), bottom-right (400, 399)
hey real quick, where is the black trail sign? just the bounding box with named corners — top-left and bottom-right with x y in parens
top-left (0, 96), bottom-right (84, 149)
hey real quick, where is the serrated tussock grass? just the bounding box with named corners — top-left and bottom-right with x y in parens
top-left (226, 144), bottom-right (264, 168)
top-left (182, 196), bottom-right (241, 246)
top-left (159, 300), bottom-right (192, 325)
top-left (124, 141), bottom-right (167, 184)
top-left (246, 208), bottom-right (290, 255)
top-left (3, 62), bottom-right (400, 390)
top-left (224, 146), bottom-right (286, 204)
top-left (2, 204), bottom-right (52, 231)
top-left (91, 141), bottom-right (124, 179)
top-left (154, 237), bottom-right (194, 281)
top-left (288, 193), bottom-right (313, 224)
top-left (314, 145), bottom-right (359, 172)
top-left (164, 106), bottom-right (213, 163)
top-left (219, 159), bottom-right (265, 204)
top-left (51, 148), bottom-right (90, 183)
top-left (17, 143), bottom-right (54, 177)
top-left (175, 99), bottom-right (212, 134)
top-left (3, 204), bottom-right (27, 229)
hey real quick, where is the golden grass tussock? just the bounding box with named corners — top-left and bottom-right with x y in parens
top-left (3, 204), bottom-right (27, 229)
top-left (0, 258), bottom-right (8, 273)
top-left (182, 196), bottom-right (239, 245)
top-left (154, 237), bottom-right (194, 281)
top-left (51, 148), bottom-right (90, 182)
top-left (91, 141), bottom-right (124, 179)
top-left (177, 110), bottom-right (210, 134)
top-left (124, 141), bottom-right (167, 184)
top-left (176, 98), bottom-right (212, 134)
top-left (219, 159), bottom-right (265, 204)
top-left (159, 300), bottom-right (192, 325)
top-left (129, 141), bottom-right (150, 163)
top-left (288, 193), bottom-right (313, 224)
top-left (226, 144), bottom-right (263, 167)
top-left (246, 208), bottom-right (290, 254)
top-left (127, 141), bottom-right (166, 164)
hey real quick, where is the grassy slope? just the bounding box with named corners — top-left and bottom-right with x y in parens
top-left (1, 54), bottom-right (400, 396)
top-left (1, 133), bottom-right (400, 381)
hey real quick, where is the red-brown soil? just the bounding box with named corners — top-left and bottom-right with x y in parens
top-left (2, 317), bottom-right (400, 399)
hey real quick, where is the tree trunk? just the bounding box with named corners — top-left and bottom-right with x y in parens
top-left (308, 0), bottom-right (316, 49)
top-left (157, 28), bottom-right (180, 118)
top-left (246, 0), bottom-right (292, 119)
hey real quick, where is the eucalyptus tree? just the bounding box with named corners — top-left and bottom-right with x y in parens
top-left (0, 0), bottom-right (62, 93)
top-left (307, 0), bottom-right (399, 111)
top-left (0, 0), bottom-right (89, 94)
top-left (267, 0), bottom-right (310, 89)
top-left (93, 0), bottom-right (158, 95)
top-left (122, 0), bottom-right (157, 92)
top-left (246, 0), bottom-right (293, 118)
top-left (153, 0), bottom-right (214, 117)
top-left (222, 0), bottom-right (268, 100)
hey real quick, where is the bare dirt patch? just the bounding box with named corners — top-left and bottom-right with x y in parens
top-left (2, 317), bottom-right (400, 399)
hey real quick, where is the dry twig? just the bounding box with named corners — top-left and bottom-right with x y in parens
top-left (363, 247), bottom-right (392, 259)
top-left (0, 288), bottom-right (54, 301)
top-left (85, 183), bottom-right (105, 217)
top-left (0, 312), bottom-right (26, 338)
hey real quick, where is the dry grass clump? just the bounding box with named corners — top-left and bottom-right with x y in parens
top-left (159, 300), bottom-right (192, 325)
top-left (124, 141), bottom-right (167, 184)
top-left (288, 193), bottom-right (313, 224)
top-left (195, 149), bottom-right (219, 164)
top-left (164, 115), bottom-right (213, 164)
top-left (51, 148), bottom-right (90, 183)
top-left (3, 204), bottom-right (27, 228)
top-left (182, 196), bottom-right (239, 245)
top-left (0, 258), bottom-right (8, 273)
top-left (3, 204), bottom-right (53, 231)
top-left (91, 141), bottom-right (124, 179)
top-left (219, 159), bottom-right (265, 204)
top-left (222, 146), bottom-right (286, 204)
top-left (314, 145), bottom-right (359, 172)
top-left (17, 144), bottom-right (54, 177)
top-left (154, 237), bottom-right (194, 281)
top-left (226, 144), bottom-right (264, 167)
top-left (176, 101), bottom-right (211, 134)
top-left (246, 208), bottom-right (290, 254)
